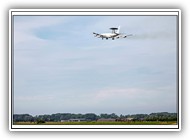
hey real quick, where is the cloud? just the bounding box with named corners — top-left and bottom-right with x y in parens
top-left (90, 86), bottom-right (176, 114)
top-left (14, 16), bottom-right (70, 45)
top-left (15, 94), bottom-right (55, 102)
top-left (94, 87), bottom-right (169, 101)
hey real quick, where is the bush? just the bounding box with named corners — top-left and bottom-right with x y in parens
top-left (36, 119), bottom-right (45, 124)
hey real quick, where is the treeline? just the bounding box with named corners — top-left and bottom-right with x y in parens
top-left (13, 112), bottom-right (177, 122)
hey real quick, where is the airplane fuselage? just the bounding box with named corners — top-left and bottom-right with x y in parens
top-left (93, 26), bottom-right (132, 40)
top-left (100, 33), bottom-right (119, 39)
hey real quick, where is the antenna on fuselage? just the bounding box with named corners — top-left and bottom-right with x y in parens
top-left (110, 27), bottom-right (118, 34)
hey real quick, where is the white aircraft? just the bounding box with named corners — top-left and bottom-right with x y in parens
top-left (93, 26), bottom-right (132, 40)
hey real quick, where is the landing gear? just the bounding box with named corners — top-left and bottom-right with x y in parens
top-left (112, 38), bottom-right (114, 40)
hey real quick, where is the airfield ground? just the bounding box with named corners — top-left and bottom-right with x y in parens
top-left (14, 121), bottom-right (177, 125)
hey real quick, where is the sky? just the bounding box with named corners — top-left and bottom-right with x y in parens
top-left (13, 15), bottom-right (178, 116)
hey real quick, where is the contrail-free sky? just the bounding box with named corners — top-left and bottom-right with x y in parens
top-left (13, 15), bottom-right (177, 116)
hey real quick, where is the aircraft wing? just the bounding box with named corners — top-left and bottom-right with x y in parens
top-left (93, 32), bottom-right (102, 38)
top-left (115, 34), bottom-right (133, 39)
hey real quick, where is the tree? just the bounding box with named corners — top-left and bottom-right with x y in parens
top-left (84, 113), bottom-right (97, 121)
top-left (36, 119), bottom-right (45, 124)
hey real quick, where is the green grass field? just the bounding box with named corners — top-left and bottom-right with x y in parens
top-left (14, 121), bottom-right (177, 125)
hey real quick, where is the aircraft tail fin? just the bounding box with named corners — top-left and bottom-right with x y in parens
top-left (116, 26), bottom-right (120, 34)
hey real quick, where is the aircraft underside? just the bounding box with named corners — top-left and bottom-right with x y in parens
top-left (101, 36), bottom-right (118, 40)
top-left (102, 37), bottom-right (115, 40)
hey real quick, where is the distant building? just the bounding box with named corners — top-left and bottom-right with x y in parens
top-left (97, 118), bottom-right (116, 122)
top-left (115, 117), bottom-right (134, 122)
top-left (69, 118), bottom-right (86, 122)
top-left (126, 118), bottom-right (134, 121)
top-left (61, 120), bottom-right (69, 122)
top-left (61, 118), bottom-right (86, 122)
top-left (139, 118), bottom-right (144, 121)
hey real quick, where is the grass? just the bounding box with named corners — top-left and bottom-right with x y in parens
top-left (14, 121), bottom-right (177, 125)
